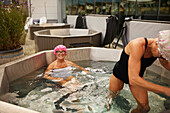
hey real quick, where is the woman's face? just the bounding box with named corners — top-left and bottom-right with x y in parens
top-left (56, 50), bottom-right (66, 60)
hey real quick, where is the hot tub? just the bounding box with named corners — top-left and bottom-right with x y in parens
top-left (34, 29), bottom-right (102, 52)
top-left (0, 47), bottom-right (169, 113)
top-left (30, 23), bottom-right (70, 40)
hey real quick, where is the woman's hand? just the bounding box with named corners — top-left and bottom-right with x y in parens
top-left (67, 60), bottom-right (90, 74)
top-left (84, 70), bottom-right (90, 74)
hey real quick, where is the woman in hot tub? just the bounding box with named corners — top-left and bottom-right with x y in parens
top-left (43, 45), bottom-right (89, 89)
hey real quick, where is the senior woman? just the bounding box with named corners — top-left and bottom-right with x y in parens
top-left (106, 30), bottom-right (170, 112)
top-left (43, 45), bottom-right (89, 87)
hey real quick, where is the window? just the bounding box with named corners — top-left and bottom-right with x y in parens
top-left (64, 0), bottom-right (170, 21)
top-left (95, 0), bottom-right (102, 14)
top-left (65, 0), bottom-right (72, 15)
top-left (137, 0), bottom-right (158, 20)
top-left (159, 0), bottom-right (170, 20)
top-left (105, 0), bottom-right (112, 15)
top-left (122, 0), bottom-right (136, 17)
top-left (86, 0), bottom-right (94, 14)
top-left (72, 0), bottom-right (78, 15)
top-left (111, 0), bottom-right (119, 15)
top-left (77, 0), bottom-right (85, 15)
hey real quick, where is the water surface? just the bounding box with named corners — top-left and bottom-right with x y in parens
top-left (8, 60), bottom-right (170, 113)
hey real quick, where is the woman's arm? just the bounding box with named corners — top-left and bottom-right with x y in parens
top-left (128, 41), bottom-right (170, 96)
top-left (67, 60), bottom-right (90, 74)
top-left (159, 58), bottom-right (170, 70)
top-left (43, 61), bottom-right (55, 78)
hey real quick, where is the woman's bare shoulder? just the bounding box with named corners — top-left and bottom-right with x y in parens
top-left (132, 38), bottom-right (145, 44)
top-left (65, 60), bottom-right (74, 65)
top-left (48, 60), bottom-right (56, 67)
top-left (125, 38), bottom-right (145, 54)
top-left (65, 60), bottom-right (79, 67)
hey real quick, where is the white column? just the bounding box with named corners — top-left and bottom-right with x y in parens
top-left (61, 0), bottom-right (66, 22)
top-left (56, 0), bottom-right (62, 22)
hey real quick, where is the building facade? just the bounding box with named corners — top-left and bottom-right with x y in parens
top-left (65, 0), bottom-right (170, 21)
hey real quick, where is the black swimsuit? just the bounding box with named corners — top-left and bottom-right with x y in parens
top-left (113, 38), bottom-right (157, 84)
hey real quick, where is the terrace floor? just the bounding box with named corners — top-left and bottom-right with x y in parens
top-left (22, 32), bottom-right (35, 56)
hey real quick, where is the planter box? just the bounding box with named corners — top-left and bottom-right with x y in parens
top-left (0, 47), bottom-right (24, 65)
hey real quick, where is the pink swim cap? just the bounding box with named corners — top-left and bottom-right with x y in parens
top-left (54, 45), bottom-right (67, 56)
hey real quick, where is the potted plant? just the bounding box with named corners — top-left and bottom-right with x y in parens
top-left (0, 0), bottom-right (28, 64)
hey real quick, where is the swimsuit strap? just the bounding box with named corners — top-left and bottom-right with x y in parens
top-left (65, 60), bottom-right (71, 67)
top-left (144, 37), bottom-right (148, 50)
top-left (142, 37), bottom-right (148, 58)
top-left (54, 60), bottom-right (57, 69)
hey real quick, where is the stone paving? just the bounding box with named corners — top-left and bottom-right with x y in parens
top-left (21, 31), bottom-right (35, 56)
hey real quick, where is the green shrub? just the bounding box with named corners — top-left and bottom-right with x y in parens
top-left (0, 0), bottom-right (28, 51)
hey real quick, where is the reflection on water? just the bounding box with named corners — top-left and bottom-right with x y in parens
top-left (6, 60), bottom-right (170, 113)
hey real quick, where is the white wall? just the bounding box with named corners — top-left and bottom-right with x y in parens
top-left (30, 0), bottom-right (62, 22)
top-left (127, 20), bottom-right (170, 41)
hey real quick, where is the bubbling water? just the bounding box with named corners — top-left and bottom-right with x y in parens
top-left (5, 60), bottom-right (169, 113)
